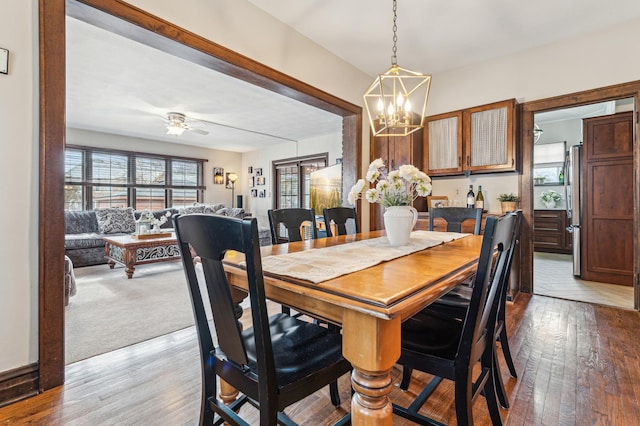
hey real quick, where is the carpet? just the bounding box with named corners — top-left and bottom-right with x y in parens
top-left (65, 261), bottom-right (195, 364)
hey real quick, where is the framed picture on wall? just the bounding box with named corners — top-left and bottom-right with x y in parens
top-left (249, 176), bottom-right (255, 188)
top-left (248, 166), bottom-right (253, 174)
top-left (255, 168), bottom-right (263, 176)
top-left (427, 195), bottom-right (449, 210)
top-left (256, 176), bottom-right (266, 186)
top-left (213, 167), bottom-right (224, 185)
top-left (259, 190), bottom-right (266, 198)
top-left (251, 189), bottom-right (258, 197)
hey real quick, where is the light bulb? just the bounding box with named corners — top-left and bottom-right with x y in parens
top-left (404, 99), bottom-right (411, 114)
top-left (377, 98), bottom-right (384, 112)
top-left (396, 94), bottom-right (404, 110)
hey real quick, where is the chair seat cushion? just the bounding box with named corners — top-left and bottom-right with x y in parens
top-left (401, 310), bottom-right (464, 360)
top-left (64, 233), bottom-right (107, 249)
top-left (242, 313), bottom-right (346, 387)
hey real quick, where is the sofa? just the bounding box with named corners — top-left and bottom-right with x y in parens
top-left (64, 204), bottom-right (247, 267)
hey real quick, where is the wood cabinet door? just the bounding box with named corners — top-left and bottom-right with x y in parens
top-left (424, 111), bottom-right (464, 176)
top-left (464, 99), bottom-right (517, 173)
top-left (582, 111), bottom-right (634, 286)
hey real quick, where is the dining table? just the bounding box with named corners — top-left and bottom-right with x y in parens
top-left (221, 229), bottom-right (484, 425)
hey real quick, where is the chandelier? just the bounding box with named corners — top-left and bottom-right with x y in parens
top-left (363, 0), bottom-right (431, 137)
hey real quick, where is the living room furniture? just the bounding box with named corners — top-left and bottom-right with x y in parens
top-left (64, 255), bottom-right (77, 306)
top-left (222, 230), bottom-right (485, 424)
top-left (173, 214), bottom-right (351, 425)
top-left (103, 234), bottom-right (180, 279)
top-left (64, 205), bottom-right (247, 267)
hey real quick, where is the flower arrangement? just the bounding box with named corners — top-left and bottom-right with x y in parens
top-left (348, 158), bottom-right (432, 207)
top-left (139, 210), bottom-right (172, 230)
top-left (540, 190), bottom-right (562, 203)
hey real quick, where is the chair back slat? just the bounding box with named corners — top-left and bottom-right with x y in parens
top-left (459, 213), bottom-right (518, 362)
top-left (323, 207), bottom-right (358, 237)
top-left (268, 208), bottom-right (318, 244)
top-left (174, 214), bottom-right (274, 374)
top-left (429, 207), bottom-right (483, 235)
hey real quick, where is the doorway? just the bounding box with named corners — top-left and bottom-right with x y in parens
top-left (521, 84), bottom-right (640, 312)
top-left (39, 0), bottom-right (362, 391)
top-left (532, 100), bottom-right (635, 309)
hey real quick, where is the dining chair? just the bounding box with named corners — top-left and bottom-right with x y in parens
top-left (429, 206), bottom-right (483, 235)
top-left (322, 207), bottom-right (358, 237)
top-left (415, 210), bottom-right (523, 409)
top-left (174, 213), bottom-right (351, 425)
top-left (393, 213), bottom-right (518, 426)
top-left (268, 208), bottom-right (318, 245)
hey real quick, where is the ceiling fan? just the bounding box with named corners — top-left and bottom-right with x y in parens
top-left (164, 112), bottom-right (210, 136)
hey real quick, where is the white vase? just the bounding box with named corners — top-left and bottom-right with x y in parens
top-left (543, 200), bottom-right (557, 209)
top-left (383, 206), bottom-right (418, 246)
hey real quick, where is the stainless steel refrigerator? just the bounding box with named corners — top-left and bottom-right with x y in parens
top-left (565, 144), bottom-right (582, 276)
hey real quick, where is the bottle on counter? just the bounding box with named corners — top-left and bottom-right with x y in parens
top-left (559, 169), bottom-right (565, 184)
top-left (476, 185), bottom-right (484, 211)
top-left (466, 185), bottom-right (475, 208)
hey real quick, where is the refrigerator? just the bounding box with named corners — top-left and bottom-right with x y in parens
top-left (565, 144), bottom-right (582, 276)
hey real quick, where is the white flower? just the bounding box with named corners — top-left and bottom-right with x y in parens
top-left (369, 158), bottom-right (385, 171)
top-left (348, 160), bottom-right (432, 208)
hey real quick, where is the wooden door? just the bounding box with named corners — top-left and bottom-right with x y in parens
top-left (582, 111), bottom-right (634, 285)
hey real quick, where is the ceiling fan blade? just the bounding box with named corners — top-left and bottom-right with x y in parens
top-left (187, 127), bottom-right (209, 135)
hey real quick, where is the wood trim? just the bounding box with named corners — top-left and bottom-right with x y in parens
top-left (38, 0), bottom-right (362, 396)
top-left (520, 80), bottom-right (640, 307)
top-left (0, 364), bottom-right (39, 408)
top-left (39, 0), bottom-right (66, 391)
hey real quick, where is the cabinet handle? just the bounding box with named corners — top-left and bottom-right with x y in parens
top-left (512, 158), bottom-right (514, 167)
top-left (458, 156), bottom-right (462, 167)
top-left (467, 155), bottom-right (470, 167)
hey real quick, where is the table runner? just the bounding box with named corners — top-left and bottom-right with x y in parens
top-left (260, 230), bottom-right (468, 284)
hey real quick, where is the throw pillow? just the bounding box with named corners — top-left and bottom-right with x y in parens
top-left (95, 207), bottom-right (136, 234)
top-left (181, 205), bottom-right (206, 214)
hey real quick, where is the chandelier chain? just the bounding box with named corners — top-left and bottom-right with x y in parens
top-left (391, 0), bottom-right (398, 65)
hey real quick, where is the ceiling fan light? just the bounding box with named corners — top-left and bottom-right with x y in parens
top-left (166, 125), bottom-right (185, 136)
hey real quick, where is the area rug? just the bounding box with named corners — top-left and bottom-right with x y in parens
top-left (65, 261), bottom-right (195, 364)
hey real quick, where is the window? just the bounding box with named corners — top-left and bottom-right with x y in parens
top-left (64, 145), bottom-right (206, 210)
top-left (274, 154), bottom-right (328, 209)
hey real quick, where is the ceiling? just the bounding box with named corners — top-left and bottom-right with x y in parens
top-left (66, 1), bottom-right (640, 152)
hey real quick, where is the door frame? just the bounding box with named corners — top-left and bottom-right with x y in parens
top-left (39, 0), bottom-right (362, 390)
top-left (520, 81), bottom-right (640, 310)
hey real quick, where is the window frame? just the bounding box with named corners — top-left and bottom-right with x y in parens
top-left (64, 145), bottom-right (207, 210)
top-left (272, 153), bottom-right (328, 209)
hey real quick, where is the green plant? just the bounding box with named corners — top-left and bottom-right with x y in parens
top-left (541, 190), bottom-right (562, 202)
top-left (497, 193), bottom-right (521, 202)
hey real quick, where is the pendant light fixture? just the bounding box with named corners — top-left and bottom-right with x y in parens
top-left (364, 0), bottom-right (431, 137)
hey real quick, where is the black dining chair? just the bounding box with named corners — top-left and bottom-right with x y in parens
top-left (393, 213), bottom-right (518, 426)
top-left (322, 207), bottom-right (358, 237)
top-left (268, 208), bottom-right (318, 245)
top-left (413, 210), bottom-right (523, 409)
top-left (429, 206), bottom-right (483, 235)
top-left (174, 213), bottom-right (351, 426)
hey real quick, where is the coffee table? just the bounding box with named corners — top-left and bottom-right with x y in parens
top-left (103, 233), bottom-right (180, 278)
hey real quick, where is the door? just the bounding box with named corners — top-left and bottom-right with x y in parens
top-left (582, 111), bottom-right (634, 285)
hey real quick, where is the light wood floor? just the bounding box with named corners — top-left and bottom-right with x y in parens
top-left (534, 252), bottom-right (634, 310)
top-left (2, 294), bottom-right (640, 425)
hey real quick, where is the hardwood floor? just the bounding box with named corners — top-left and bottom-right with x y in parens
top-left (1, 294), bottom-right (640, 425)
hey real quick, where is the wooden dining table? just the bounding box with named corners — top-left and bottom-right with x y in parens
top-left (222, 230), bottom-right (484, 425)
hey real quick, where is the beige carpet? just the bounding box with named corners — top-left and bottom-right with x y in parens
top-left (65, 261), bottom-right (195, 364)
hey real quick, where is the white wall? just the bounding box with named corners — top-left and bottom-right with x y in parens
top-left (241, 132), bottom-right (342, 227)
top-left (0, 0), bottom-right (38, 372)
top-left (66, 128), bottom-right (242, 206)
top-left (3, 0), bottom-right (640, 375)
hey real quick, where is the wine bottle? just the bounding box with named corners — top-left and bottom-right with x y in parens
top-left (466, 185), bottom-right (475, 208)
top-left (559, 169), bottom-right (565, 184)
top-left (476, 185), bottom-right (484, 211)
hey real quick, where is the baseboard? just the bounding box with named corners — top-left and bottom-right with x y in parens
top-left (0, 363), bottom-right (39, 408)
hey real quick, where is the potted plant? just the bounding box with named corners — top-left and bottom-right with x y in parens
top-left (497, 193), bottom-right (521, 214)
top-left (540, 190), bottom-right (562, 209)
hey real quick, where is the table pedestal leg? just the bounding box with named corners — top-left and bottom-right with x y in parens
top-left (351, 368), bottom-right (394, 424)
top-left (342, 310), bottom-right (401, 425)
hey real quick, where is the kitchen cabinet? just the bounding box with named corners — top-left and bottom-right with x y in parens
top-left (370, 129), bottom-right (425, 230)
top-left (424, 99), bottom-right (518, 176)
top-left (533, 209), bottom-right (571, 254)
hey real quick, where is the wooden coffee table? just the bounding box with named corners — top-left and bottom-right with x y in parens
top-left (103, 233), bottom-right (181, 279)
